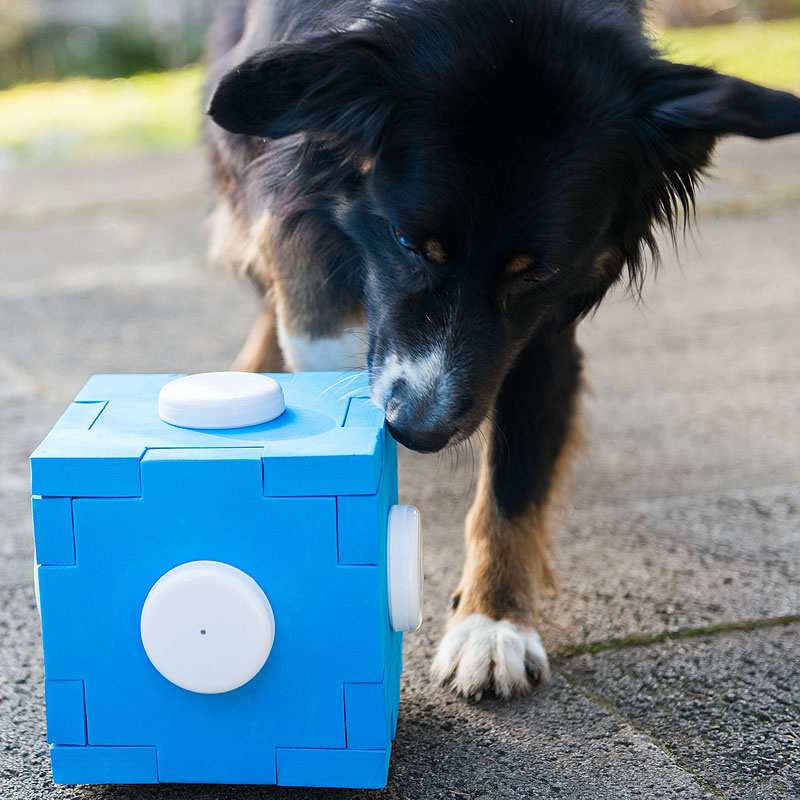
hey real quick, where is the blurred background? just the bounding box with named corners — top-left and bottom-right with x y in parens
top-left (0, 0), bottom-right (799, 167)
top-left (0, 0), bottom-right (212, 166)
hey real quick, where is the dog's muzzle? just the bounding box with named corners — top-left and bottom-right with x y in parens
top-left (384, 385), bottom-right (454, 453)
top-left (370, 347), bottom-right (463, 453)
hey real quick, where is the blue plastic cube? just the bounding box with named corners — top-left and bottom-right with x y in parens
top-left (31, 372), bottom-right (410, 789)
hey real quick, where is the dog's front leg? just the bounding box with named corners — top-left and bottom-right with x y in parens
top-left (232, 291), bottom-right (287, 373)
top-left (432, 326), bottom-right (583, 699)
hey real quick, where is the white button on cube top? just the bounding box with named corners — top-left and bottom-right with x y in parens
top-left (158, 372), bottom-right (285, 430)
top-left (140, 561), bottom-right (276, 694)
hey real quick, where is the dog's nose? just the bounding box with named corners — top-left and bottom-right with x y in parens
top-left (384, 389), bottom-right (454, 453)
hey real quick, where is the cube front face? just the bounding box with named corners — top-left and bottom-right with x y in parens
top-left (32, 373), bottom-right (403, 788)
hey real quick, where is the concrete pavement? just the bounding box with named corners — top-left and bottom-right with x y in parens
top-left (1, 136), bottom-right (799, 799)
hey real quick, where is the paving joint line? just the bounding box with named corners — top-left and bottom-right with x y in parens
top-left (550, 614), bottom-right (800, 659)
top-left (557, 667), bottom-right (731, 800)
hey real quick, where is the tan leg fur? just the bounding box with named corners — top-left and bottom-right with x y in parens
top-left (232, 294), bottom-right (286, 373)
top-left (432, 411), bottom-right (584, 699)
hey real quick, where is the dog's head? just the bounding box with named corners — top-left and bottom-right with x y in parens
top-left (210, 0), bottom-right (800, 452)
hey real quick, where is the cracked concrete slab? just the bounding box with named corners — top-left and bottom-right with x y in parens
top-left (542, 486), bottom-right (800, 648)
top-left (559, 622), bottom-right (800, 799)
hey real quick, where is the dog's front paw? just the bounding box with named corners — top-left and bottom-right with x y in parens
top-left (431, 613), bottom-right (549, 700)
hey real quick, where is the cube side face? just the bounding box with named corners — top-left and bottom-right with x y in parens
top-left (32, 373), bottom-right (403, 788)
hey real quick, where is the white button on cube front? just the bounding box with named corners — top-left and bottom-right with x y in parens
top-left (387, 505), bottom-right (423, 632)
top-left (158, 372), bottom-right (285, 430)
top-left (140, 561), bottom-right (275, 694)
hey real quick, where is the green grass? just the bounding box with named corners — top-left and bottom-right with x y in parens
top-left (0, 19), bottom-right (798, 165)
top-left (658, 18), bottom-right (800, 92)
top-left (0, 65), bottom-right (204, 164)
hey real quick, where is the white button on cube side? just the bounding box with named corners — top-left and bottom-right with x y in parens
top-left (140, 561), bottom-right (275, 694)
top-left (387, 505), bottom-right (423, 632)
top-left (158, 372), bottom-right (285, 430)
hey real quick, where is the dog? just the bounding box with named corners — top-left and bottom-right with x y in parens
top-left (205, 0), bottom-right (800, 700)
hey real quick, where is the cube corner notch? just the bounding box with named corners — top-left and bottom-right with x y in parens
top-left (51, 399), bottom-right (109, 432)
top-left (44, 680), bottom-right (87, 746)
top-left (74, 373), bottom-right (179, 403)
top-left (343, 396), bottom-right (386, 428)
top-left (337, 448), bottom-right (398, 566)
top-left (50, 745), bottom-right (159, 785)
top-left (32, 497), bottom-right (75, 566)
top-left (345, 682), bottom-right (390, 750)
top-left (140, 446), bottom-right (265, 498)
top-left (337, 494), bottom-right (381, 565)
top-left (30, 445), bottom-right (145, 499)
top-left (262, 426), bottom-right (384, 496)
top-left (276, 746), bottom-right (390, 790)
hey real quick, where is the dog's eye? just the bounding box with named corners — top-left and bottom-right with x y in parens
top-left (507, 255), bottom-right (559, 285)
top-left (392, 225), bottom-right (419, 254)
top-left (523, 263), bottom-right (560, 283)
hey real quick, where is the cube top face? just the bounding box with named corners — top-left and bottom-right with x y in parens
top-left (32, 373), bottom-right (404, 788)
top-left (31, 372), bottom-right (387, 498)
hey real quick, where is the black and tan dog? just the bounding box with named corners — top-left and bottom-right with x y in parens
top-left (205, 0), bottom-right (800, 699)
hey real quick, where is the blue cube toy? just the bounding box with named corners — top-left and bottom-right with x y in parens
top-left (31, 372), bottom-right (423, 789)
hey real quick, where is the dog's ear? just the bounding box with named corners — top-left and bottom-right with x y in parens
top-left (644, 61), bottom-right (800, 140)
top-left (208, 34), bottom-right (396, 153)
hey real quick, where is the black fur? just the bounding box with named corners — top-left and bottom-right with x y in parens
top-left (207, 0), bottom-right (800, 511)
top-left (490, 326), bottom-right (583, 519)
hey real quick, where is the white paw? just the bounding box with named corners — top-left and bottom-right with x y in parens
top-left (431, 614), bottom-right (550, 700)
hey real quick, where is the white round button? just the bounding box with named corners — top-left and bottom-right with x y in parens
top-left (140, 561), bottom-right (275, 694)
top-left (387, 505), bottom-right (423, 632)
top-left (158, 372), bottom-right (285, 430)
